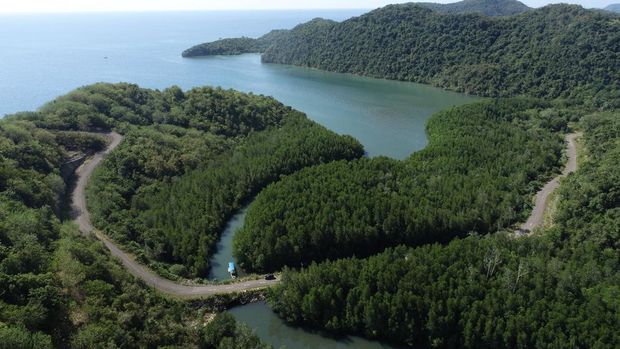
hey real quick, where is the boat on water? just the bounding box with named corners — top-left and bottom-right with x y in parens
top-left (228, 261), bottom-right (237, 278)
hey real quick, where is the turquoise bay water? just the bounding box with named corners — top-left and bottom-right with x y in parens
top-left (1, 11), bottom-right (476, 348)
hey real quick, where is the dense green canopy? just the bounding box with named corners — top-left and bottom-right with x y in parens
top-left (260, 4), bottom-right (619, 104)
top-left (182, 30), bottom-right (289, 57)
top-left (234, 98), bottom-right (568, 272)
top-left (182, 0), bottom-right (532, 58)
top-left (417, 0), bottom-right (531, 16)
top-left (0, 83), bottom-right (275, 348)
top-left (184, 5), bottom-right (619, 105)
top-left (76, 84), bottom-right (363, 278)
top-left (268, 110), bottom-right (620, 348)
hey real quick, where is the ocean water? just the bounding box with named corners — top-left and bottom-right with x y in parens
top-left (0, 10), bottom-right (475, 159)
top-left (0, 10), bottom-right (363, 117)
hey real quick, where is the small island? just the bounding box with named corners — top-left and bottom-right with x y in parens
top-left (182, 29), bottom-right (290, 57)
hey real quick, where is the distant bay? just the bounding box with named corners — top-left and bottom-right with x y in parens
top-left (0, 11), bottom-right (476, 159)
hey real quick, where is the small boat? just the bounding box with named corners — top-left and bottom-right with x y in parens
top-left (228, 262), bottom-right (236, 278)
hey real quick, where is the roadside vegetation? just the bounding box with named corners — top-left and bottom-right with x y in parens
top-left (180, 6), bottom-right (619, 345)
top-left (0, 101), bottom-right (272, 348)
top-left (2, 2), bottom-right (618, 347)
top-left (73, 84), bottom-right (362, 279)
top-left (267, 110), bottom-right (620, 348)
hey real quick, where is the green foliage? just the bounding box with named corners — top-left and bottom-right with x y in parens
top-left (182, 29), bottom-right (293, 57)
top-left (201, 313), bottom-right (270, 349)
top-left (417, 0), bottom-right (530, 16)
top-left (77, 84), bottom-right (363, 277)
top-left (257, 4), bottom-right (619, 105)
top-left (137, 116), bottom-right (362, 276)
top-left (235, 98), bottom-right (565, 272)
top-left (0, 324), bottom-right (52, 349)
top-left (0, 83), bottom-right (283, 348)
top-left (553, 112), bottom-right (620, 251)
top-left (52, 131), bottom-right (107, 153)
top-left (268, 110), bottom-right (620, 348)
top-left (0, 121), bottom-right (66, 211)
top-left (55, 228), bottom-right (201, 349)
top-left (183, 37), bottom-right (264, 57)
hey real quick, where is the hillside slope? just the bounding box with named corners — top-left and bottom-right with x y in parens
top-left (182, 29), bottom-right (289, 57)
top-left (268, 109), bottom-right (620, 349)
top-left (261, 4), bottom-right (619, 102)
top-left (0, 84), bottom-right (277, 348)
top-left (182, 0), bottom-right (530, 57)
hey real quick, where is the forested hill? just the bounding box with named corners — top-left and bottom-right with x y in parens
top-left (417, 0), bottom-right (530, 16)
top-left (0, 83), bottom-right (279, 347)
top-left (183, 4), bottom-right (618, 104)
top-left (78, 83), bottom-right (363, 278)
top-left (261, 4), bottom-right (619, 103)
top-left (234, 98), bottom-right (566, 272)
top-left (182, 0), bottom-right (530, 57)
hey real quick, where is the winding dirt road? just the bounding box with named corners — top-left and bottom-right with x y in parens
top-left (72, 132), bottom-right (279, 297)
top-left (518, 133), bottom-right (580, 234)
top-left (73, 131), bottom-right (577, 292)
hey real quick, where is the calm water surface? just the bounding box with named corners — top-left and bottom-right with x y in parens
top-left (1, 11), bottom-right (476, 348)
top-left (209, 207), bottom-right (247, 281)
top-left (0, 11), bottom-right (475, 158)
top-left (229, 302), bottom-right (400, 349)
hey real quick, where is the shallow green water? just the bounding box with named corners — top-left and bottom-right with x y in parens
top-left (229, 302), bottom-right (401, 349)
top-left (191, 54), bottom-right (477, 159)
top-left (206, 53), bottom-right (477, 280)
top-left (204, 55), bottom-right (476, 348)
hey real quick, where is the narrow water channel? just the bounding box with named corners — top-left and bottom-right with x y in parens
top-left (208, 207), bottom-right (248, 281)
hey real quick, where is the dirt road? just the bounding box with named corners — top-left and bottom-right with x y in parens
top-left (72, 132), bottom-right (279, 297)
top-left (518, 133), bottom-right (580, 234)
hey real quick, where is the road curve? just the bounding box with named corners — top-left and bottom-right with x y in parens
top-left (518, 133), bottom-right (581, 234)
top-left (72, 132), bottom-right (279, 297)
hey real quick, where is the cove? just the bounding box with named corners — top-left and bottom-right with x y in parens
top-left (186, 54), bottom-right (477, 159)
top-left (199, 55), bottom-right (477, 348)
top-left (1, 12), bottom-right (476, 348)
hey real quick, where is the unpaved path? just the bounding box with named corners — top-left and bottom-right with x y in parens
top-left (72, 132), bottom-right (279, 297)
top-left (518, 133), bottom-right (581, 234)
